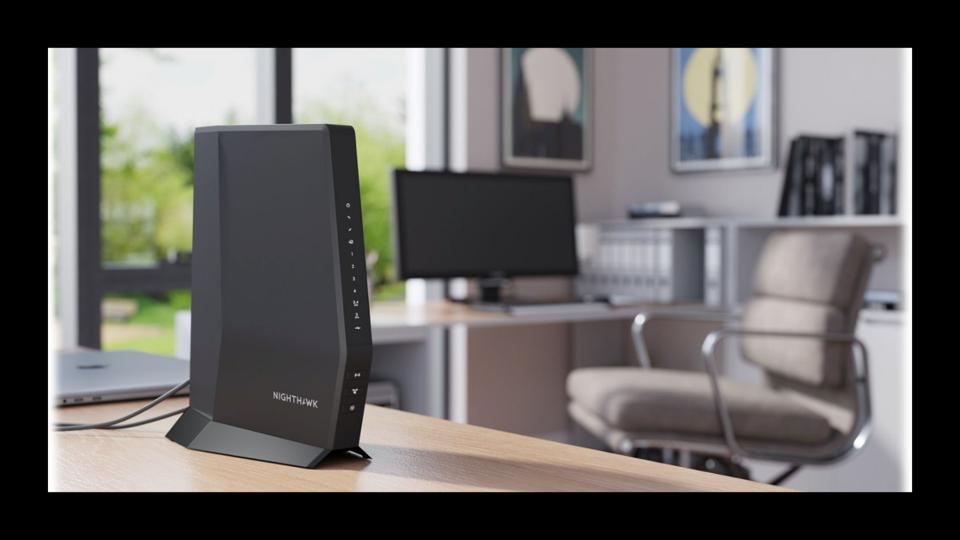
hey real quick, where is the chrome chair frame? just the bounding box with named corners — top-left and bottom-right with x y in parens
top-left (700, 328), bottom-right (872, 465)
top-left (631, 310), bottom-right (734, 369)
top-left (625, 312), bottom-right (872, 482)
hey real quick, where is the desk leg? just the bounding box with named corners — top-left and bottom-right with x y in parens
top-left (371, 330), bottom-right (446, 418)
top-left (448, 323), bottom-right (469, 423)
top-left (426, 327), bottom-right (446, 419)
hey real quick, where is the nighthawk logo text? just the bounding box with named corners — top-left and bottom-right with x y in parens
top-left (272, 391), bottom-right (319, 408)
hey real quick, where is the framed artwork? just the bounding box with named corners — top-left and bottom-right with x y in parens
top-left (671, 48), bottom-right (777, 173)
top-left (501, 48), bottom-right (592, 171)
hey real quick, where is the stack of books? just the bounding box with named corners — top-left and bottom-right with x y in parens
top-left (778, 135), bottom-right (846, 217)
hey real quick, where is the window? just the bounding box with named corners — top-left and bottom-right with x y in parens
top-left (59, 48), bottom-right (444, 352)
top-left (49, 48), bottom-right (60, 347)
top-left (293, 48), bottom-right (407, 301)
top-left (100, 48), bottom-right (256, 266)
top-left (98, 48), bottom-right (256, 355)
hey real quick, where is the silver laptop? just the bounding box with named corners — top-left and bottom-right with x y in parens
top-left (55, 350), bottom-right (189, 406)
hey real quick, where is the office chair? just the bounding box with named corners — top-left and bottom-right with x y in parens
top-left (566, 230), bottom-right (879, 485)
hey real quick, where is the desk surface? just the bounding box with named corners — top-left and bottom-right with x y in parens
top-left (53, 398), bottom-right (784, 492)
top-left (370, 300), bottom-right (716, 331)
top-left (175, 300), bottom-right (718, 345)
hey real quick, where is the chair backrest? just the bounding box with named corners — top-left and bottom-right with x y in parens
top-left (740, 231), bottom-right (874, 389)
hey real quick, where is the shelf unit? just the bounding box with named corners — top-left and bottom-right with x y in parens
top-left (591, 215), bottom-right (905, 310)
top-left (599, 214), bottom-right (903, 230)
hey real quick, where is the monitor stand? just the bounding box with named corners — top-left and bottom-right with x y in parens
top-left (467, 277), bottom-right (601, 314)
top-left (478, 277), bottom-right (508, 304)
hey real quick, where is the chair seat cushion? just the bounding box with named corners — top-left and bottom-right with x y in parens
top-left (567, 367), bottom-right (833, 444)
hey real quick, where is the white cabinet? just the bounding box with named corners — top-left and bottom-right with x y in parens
top-left (844, 310), bottom-right (907, 491)
top-left (747, 309), bottom-right (907, 491)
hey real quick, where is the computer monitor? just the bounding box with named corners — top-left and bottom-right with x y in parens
top-left (392, 169), bottom-right (578, 302)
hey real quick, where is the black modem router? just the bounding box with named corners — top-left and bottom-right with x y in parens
top-left (166, 125), bottom-right (373, 467)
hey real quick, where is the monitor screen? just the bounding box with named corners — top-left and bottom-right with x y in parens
top-left (392, 170), bottom-right (579, 279)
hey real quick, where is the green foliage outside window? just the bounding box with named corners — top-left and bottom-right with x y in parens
top-left (101, 110), bottom-right (194, 265)
top-left (297, 102), bottom-right (405, 289)
top-left (101, 102), bottom-right (403, 290)
top-left (100, 81), bottom-right (406, 355)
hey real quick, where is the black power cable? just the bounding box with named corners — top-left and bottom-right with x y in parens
top-left (54, 379), bottom-right (189, 432)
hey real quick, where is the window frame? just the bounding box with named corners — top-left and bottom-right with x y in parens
top-left (73, 48), bottom-right (292, 348)
top-left (69, 47), bottom-right (447, 349)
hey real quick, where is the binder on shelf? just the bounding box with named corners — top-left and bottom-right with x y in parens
top-left (656, 229), bottom-right (673, 303)
top-left (778, 138), bottom-right (802, 216)
top-left (628, 234), bottom-right (643, 292)
top-left (704, 226), bottom-right (724, 307)
top-left (579, 224), bottom-right (705, 305)
top-left (657, 228), bottom-right (704, 303)
top-left (816, 140), bottom-right (832, 215)
top-left (779, 135), bottom-right (846, 217)
top-left (815, 139), bottom-right (840, 215)
top-left (597, 236), bottom-right (612, 294)
top-left (640, 229), bottom-right (656, 301)
top-left (878, 136), bottom-right (896, 214)
top-left (801, 138), bottom-right (818, 215)
top-left (830, 138), bottom-right (846, 215)
top-left (608, 233), bottom-right (621, 294)
top-left (854, 131), bottom-right (897, 215)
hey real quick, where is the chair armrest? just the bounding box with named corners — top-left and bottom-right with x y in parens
top-left (631, 310), bottom-right (734, 368)
top-left (700, 328), bottom-right (871, 464)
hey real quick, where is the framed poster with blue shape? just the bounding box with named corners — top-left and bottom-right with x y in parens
top-left (501, 48), bottom-right (592, 171)
top-left (671, 48), bottom-right (777, 173)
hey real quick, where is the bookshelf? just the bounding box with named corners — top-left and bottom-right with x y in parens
top-left (598, 214), bottom-right (903, 230)
top-left (733, 215), bottom-right (903, 229)
top-left (586, 215), bottom-right (904, 310)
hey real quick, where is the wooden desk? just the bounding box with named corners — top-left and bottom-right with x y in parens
top-left (53, 397), bottom-right (784, 491)
top-left (370, 300), bottom-right (715, 332)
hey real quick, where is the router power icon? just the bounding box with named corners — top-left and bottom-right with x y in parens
top-left (166, 125), bottom-right (373, 468)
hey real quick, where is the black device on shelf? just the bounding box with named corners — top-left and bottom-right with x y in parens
top-left (166, 125), bottom-right (372, 468)
top-left (778, 135), bottom-right (845, 217)
top-left (392, 169), bottom-right (580, 305)
top-left (626, 200), bottom-right (682, 219)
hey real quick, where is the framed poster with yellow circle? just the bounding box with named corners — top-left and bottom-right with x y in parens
top-left (671, 48), bottom-right (777, 173)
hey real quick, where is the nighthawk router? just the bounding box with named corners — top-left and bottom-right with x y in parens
top-left (166, 125), bottom-right (373, 467)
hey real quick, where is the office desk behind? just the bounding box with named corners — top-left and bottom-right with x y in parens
top-left (53, 397), bottom-right (783, 491)
top-left (173, 301), bottom-right (722, 440)
top-left (370, 300), bottom-right (714, 332)
top-left (369, 301), bottom-right (720, 428)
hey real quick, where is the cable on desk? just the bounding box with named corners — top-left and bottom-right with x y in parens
top-left (53, 379), bottom-right (189, 432)
top-left (57, 407), bottom-right (189, 430)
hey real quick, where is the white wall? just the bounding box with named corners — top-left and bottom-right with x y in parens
top-left (456, 48), bottom-right (903, 221)
top-left (449, 48), bottom-right (907, 490)
top-left (54, 48), bottom-right (78, 349)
